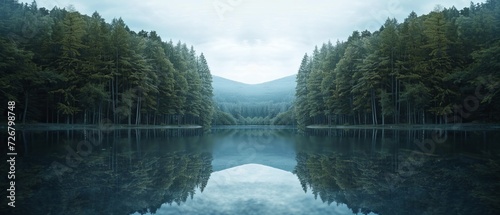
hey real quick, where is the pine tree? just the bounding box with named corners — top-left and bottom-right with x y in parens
top-left (110, 18), bottom-right (133, 123)
top-left (54, 10), bottom-right (87, 123)
top-left (307, 45), bottom-right (329, 124)
top-left (423, 9), bottom-right (456, 123)
top-left (377, 18), bottom-right (400, 124)
top-left (144, 35), bottom-right (176, 124)
top-left (398, 12), bottom-right (430, 124)
top-left (129, 35), bottom-right (156, 125)
top-left (295, 54), bottom-right (311, 131)
top-left (352, 37), bottom-right (377, 125)
top-left (332, 33), bottom-right (364, 125)
top-left (0, 2), bottom-right (216, 127)
top-left (322, 41), bottom-right (346, 125)
top-left (79, 12), bottom-right (111, 124)
top-left (198, 53), bottom-right (214, 129)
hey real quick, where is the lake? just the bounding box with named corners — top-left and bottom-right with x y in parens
top-left (2, 126), bottom-right (500, 215)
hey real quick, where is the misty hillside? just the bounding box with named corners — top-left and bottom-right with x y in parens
top-left (213, 75), bottom-right (296, 103)
top-left (212, 75), bottom-right (296, 121)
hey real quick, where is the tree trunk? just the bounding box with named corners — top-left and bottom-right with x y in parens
top-left (23, 93), bottom-right (28, 124)
top-left (422, 110), bottom-right (425, 124)
top-left (407, 101), bottom-right (411, 124)
top-left (46, 98), bottom-right (49, 123)
top-left (98, 102), bottom-right (102, 125)
top-left (358, 112), bottom-right (361, 125)
top-left (371, 89), bottom-right (378, 125)
top-left (135, 95), bottom-right (141, 125)
top-left (128, 112), bottom-right (131, 125)
top-left (111, 79), bottom-right (115, 123)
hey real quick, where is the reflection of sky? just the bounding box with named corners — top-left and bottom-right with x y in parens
top-left (132, 164), bottom-right (378, 215)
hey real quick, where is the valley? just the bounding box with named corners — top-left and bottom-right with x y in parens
top-left (212, 75), bottom-right (296, 125)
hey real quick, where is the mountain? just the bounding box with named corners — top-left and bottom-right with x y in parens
top-left (212, 75), bottom-right (296, 103)
top-left (212, 75), bottom-right (297, 121)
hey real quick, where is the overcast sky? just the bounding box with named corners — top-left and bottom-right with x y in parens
top-left (35, 0), bottom-right (479, 84)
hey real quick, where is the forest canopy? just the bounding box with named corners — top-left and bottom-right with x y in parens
top-left (0, 0), bottom-right (215, 128)
top-left (295, 1), bottom-right (500, 131)
top-left (2, 0), bottom-right (500, 129)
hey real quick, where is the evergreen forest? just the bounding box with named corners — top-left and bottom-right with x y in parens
top-left (0, 0), bottom-right (215, 128)
top-left (295, 1), bottom-right (500, 130)
top-left (1, 0), bottom-right (500, 130)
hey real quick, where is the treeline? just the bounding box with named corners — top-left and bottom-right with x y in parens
top-left (211, 75), bottom-right (296, 125)
top-left (219, 101), bottom-right (290, 118)
top-left (212, 106), bottom-right (294, 125)
top-left (295, 1), bottom-right (500, 130)
top-left (0, 0), bottom-right (214, 128)
top-left (216, 101), bottom-right (292, 125)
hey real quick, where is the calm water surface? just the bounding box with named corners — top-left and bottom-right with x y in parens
top-left (1, 127), bottom-right (500, 215)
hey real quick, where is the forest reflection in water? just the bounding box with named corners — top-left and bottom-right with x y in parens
top-left (298, 128), bottom-right (500, 215)
top-left (1, 128), bottom-right (212, 215)
top-left (1, 127), bottom-right (499, 215)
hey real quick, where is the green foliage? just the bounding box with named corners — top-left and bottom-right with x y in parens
top-left (212, 109), bottom-right (237, 125)
top-left (295, 54), bottom-right (312, 130)
top-left (198, 53), bottom-right (215, 128)
top-left (294, 1), bottom-right (500, 129)
top-left (272, 108), bottom-right (295, 125)
top-left (0, 2), bottom-right (214, 128)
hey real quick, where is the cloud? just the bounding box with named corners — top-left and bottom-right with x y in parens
top-left (136, 164), bottom-right (361, 215)
top-left (35, 0), bottom-right (482, 84)
top-left (198, 37), bottom-right (305, 83)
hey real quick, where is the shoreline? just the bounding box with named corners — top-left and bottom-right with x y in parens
top-left (3, 123), bottom-right (500, 131)
top-left (1, 123), bottom-right (202, 130)
top-left (307, 123), bottom-right (500, 130)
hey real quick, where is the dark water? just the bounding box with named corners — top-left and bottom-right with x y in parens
top-left (1, 127), bottom-right (500, 215)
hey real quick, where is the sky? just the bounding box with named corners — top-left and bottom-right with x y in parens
top-left (132, 164), bottom-right (374, 215)
top-left (34, 0), bottom-right (478, 84)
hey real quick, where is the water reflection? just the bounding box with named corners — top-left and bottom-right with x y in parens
top-left (2, 129), bottom-right (212, 215)
top-left (210, 127), bottom-right (296, 171)
top-left (297, 128), bottom-right (500, 215)
top-left (147, 163), bottom-right (365, 215)
top-left (1, 127), bottom-right (499, 215)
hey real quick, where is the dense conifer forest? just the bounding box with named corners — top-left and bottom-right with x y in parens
top-left (295, 0), bottom-right (500, 130)
top-left (0, 0), bottom-right (214, 128)
top-left (2, 1), bottom-right (500, 129)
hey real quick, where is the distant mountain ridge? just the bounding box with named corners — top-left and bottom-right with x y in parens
top-left (212, 75), bottom-right (296, 103)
